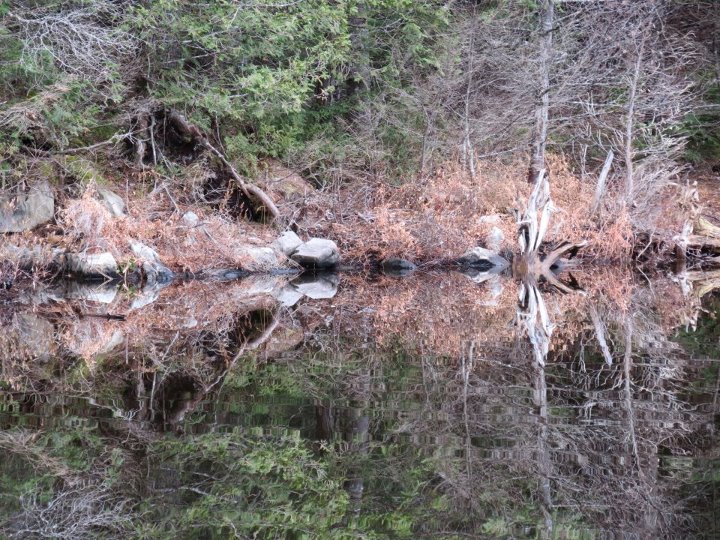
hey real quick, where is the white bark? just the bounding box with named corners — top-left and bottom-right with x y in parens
top-left (529, 0), bottom-right (555, 182)
top-left (591, 150), bottom-right (614, 214)
top-left (624, 38), bottom-right (645, 204)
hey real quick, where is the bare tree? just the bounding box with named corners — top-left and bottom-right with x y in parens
top-left (529, 0), bottom-right (555, 183)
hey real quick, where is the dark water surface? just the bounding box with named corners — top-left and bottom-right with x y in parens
top-left (0, 270), bottom-right (718, 539)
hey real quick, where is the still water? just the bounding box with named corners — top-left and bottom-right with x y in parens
top-left (0, 269), bottom-right (718, 539)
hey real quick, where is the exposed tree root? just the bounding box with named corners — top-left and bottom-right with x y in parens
top-left (164, 111), bottom-right (280, 221)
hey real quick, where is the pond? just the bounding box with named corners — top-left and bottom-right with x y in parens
top-left (0, 268), bottom-right (718, 539)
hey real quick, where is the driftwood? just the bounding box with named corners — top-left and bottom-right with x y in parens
top-left (515, 169), bottom-right (587, 368)
top-left (165, 111), bottom-right (280, 221)
top-left (685, 269), bottom-right (720, 298)
top-left (514, 170), bottom-right (586, 293)
top-left (679, 216), bottom-right (720, 263)
top-left (518, 281), bottom-right (553, 367)
top-left (589, 305), bottom-right (614, 366)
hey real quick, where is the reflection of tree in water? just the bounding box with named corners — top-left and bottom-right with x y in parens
top-left (0, 267), bottom-right (718, 537)
top-left (386, 280), bottom-right (718, 537)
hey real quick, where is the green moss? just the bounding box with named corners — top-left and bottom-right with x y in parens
top-left (63, 156), bottom-right (109, 185)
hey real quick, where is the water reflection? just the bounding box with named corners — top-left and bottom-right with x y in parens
top-left (0, 269), bottom-right (718, 538)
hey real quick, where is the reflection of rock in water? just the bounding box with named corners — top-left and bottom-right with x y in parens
top-left (1, 312), bottom-right (57, 361)
top-left (272, 272), bottom-right (339, 306)
top-left (291, 272), bottom-right (339, 300)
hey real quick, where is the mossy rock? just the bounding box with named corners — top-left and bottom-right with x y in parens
top-left (63, 156), bottom-right (109, 185)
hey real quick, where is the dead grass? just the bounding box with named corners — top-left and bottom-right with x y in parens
top-left (297, 154), bottom-right (638, 263)
top-left (23, 148), bottom-right (698, 277)
top-left (60, 183), bottom-right (277, 272)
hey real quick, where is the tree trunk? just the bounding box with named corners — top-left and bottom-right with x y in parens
top-left (528, 0), bottom-right (555, 183)
top-left (591, 150), bottom-right (614, 214)
top-left (463, 18), bottom-right (477, 179)
top-left (624, 38), bottom-right (645, 204)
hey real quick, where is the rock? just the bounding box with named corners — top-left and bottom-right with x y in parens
top-left (65, 252), bottom-right (118, 277)
top-left (63, 281), bottom-right (118, 304)
top-left (182, 211), bottom-right (199, 227)
top-left (0, 180), bottom-right (55, 233)
top-left (291, 273), bottom-right (339, 299)
top-left (205, 269), bottom-right (251, 281)
top-left (66, 321), bottom-right (124, 359)
top-left (272, 231), bottom-right (303, 257)
top-left (130, 240), bottom-right (161, 264)
top-left (240, 274), bottom-right (280, 296)
top-left (260, 159), bottom-right (314, 202)
top-left (130, 288), bottom-right (161, 310)
top-left (130, 241), bottom-right (174, 286)
top-left (457, 247), bottom-right (509, 270)
top-left (381, 258), bottom-right (416, 276)
top-left (486, 226), bottom-right (505, 252)
top-left (182, 316), bottom-right (198, 329)
top-left (273, 285), bottom-right (305, 307)
top-left (13, 312), bottom-right (56, 359)
top-left (291, 238), bottom-right (340, 269)
top-left (244, 247), bottom-right (279, 270)
top-left (96, 187), bottom-right (125, 218)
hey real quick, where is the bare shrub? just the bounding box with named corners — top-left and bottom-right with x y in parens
top-left (8, 484), bottom-right (136, 540)
top-left (6, 1), bottom-right (136, 80)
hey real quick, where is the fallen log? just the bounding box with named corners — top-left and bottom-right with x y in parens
top-left (165, 111), bottom-right (280, 221)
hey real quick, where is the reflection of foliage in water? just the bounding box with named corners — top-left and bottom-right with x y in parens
top-left (142, 433), bottom-right (349, 539)
top-left (1, 274), bottom-right (719, 538)
top-left (674, 294), bottom-right (720, 358)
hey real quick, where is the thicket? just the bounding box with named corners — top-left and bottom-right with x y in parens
top-left (0, 0), bottom-right (718, 249)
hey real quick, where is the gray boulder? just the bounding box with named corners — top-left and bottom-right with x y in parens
top-left (130, 241), bottom-right (174, 286)
top-left (272, 230), bottom-right (303, 257)
top-left (291, 238), bottom-right (340, 269)
top-left (457, 247), bottom-right (509, 270)
top-left (182, 211), bottom-right (199, 227)
top-left (96, 187), bottom-right (126, 218)
top-left (66, 251), bottom-right (118, 277)
top-left (291, 273), bottom-right (339, 300)
top-left (0, 181), bottom-right (55, 233)
top-left (244, 246), bottom-right (279, 270)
